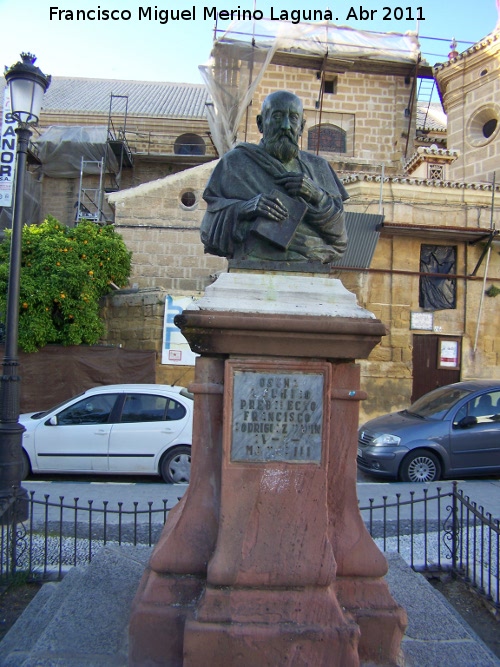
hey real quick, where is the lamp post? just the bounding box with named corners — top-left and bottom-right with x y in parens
top-left (0, 54), bottom-right (50, 521)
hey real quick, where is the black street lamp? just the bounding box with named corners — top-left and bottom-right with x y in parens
top-left (0, 54), bottom-right (50, 521)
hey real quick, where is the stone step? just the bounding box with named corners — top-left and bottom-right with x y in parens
top-left (1, 548), bottom-right (498, 667)
top-left (0, 568), bottom-right (63, 667)
top-left (0, 545), bottom-right (152, 667)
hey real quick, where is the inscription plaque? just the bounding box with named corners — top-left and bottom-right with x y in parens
top-left (231, 371), bottom-right (324, 463)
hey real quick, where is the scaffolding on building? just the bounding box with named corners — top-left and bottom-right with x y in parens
top-left (75, 94), bottom-right (134, 223)
top-left (416, 78), bottom-right (437, 129)
top-left (76, 158), bottom-right (105, 223)
top-left (105, 94), bottom-right (134, 192)
top-left (200, 19), bottom-right (435, 156)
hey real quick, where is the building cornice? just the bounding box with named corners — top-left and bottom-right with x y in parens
top-left (404, 146), bottom-right (459, 174)
top-left (433, 30), bottom-right (500, 74)
top-left (340, 172), bottom-right (498, 191)
top-left (416, 134), bottom-right (446, 143)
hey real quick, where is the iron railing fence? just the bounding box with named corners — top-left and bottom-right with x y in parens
top-left (451, 485), bottom-right (499, 608)
top-left (362, 483), bottom-right (499, 611)
top-left (1, 483), bottom-right (498, 613)
top-left (0, 491), bottom-right (174, 583)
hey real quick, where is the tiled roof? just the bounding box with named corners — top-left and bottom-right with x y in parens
top-left (1, 76), bottom-right (446, 131)
top-left (416, 101), bottom-right (446, 132)
top-left (35, 77), bottom-right (210, 118)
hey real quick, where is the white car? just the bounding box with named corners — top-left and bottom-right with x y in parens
top-left (19, 384), bottom-right (193, 483)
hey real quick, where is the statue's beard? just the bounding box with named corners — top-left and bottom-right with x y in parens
top-left (263, 134), bottom-right (299, 163)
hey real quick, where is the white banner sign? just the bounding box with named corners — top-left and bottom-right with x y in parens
top-left (162, 295), bottom-right (198, 366)
top-left (0, 88), bottom-right (18, 208)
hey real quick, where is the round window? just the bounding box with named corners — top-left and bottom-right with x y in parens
top-left (483, 118), bottom-right (497, 139)
top-left (467, 105), bottom-right (500, 147)
top-left (180, 190), bottom-right (197, 209)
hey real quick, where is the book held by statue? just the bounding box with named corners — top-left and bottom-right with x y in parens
top-left (252, 189), bottom-right (307, 250)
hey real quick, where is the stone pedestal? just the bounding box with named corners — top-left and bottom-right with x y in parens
top-left (129, 273), bottom-right (407, 667)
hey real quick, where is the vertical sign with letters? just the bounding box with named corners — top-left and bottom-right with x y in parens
top-left (0, 88), bottom-right (17, 208)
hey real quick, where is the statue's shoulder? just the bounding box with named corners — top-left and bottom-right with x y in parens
top-left (218, 142), bottom-right (255, 164)
top-left (298, 150), bottom-right (330, 170)
top-left (298, 150), bottom-right (349, 199)
top-left (232, 142), bottom-right (261, 156)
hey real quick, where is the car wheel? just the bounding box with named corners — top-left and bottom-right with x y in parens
top-left (20, 450), bottom-right (30, 480)
top-left (160, 446), bottom-right (191, 484)
top-left (399, 450), bottom-right (441, 483)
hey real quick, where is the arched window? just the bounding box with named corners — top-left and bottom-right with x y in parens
top-left (307, 124), bottom-right (346, 154)
top-left (174, 133), bottom-right (206, 156)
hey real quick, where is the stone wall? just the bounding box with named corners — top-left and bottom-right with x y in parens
top-left (40, 159), bottom-right (203, 229)
top-left (40, 176), bottom-right (81, 227)
top-left (31, 108), bottom-right (215, 226)
top-left (102, 168), bottom-right (500, 422)
top-left (342, 179), bottom-right (500, 418)
top-left (37, 112), bottom-right (214, 160)
top-left (100, 288), bottom-right (196, 389)
top-left (109, 161), bottom-right (226, 291)
top-left (240, 65), bottom-right (415, 170)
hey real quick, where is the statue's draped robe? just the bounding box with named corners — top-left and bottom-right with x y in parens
top-left (201, 142), bottom-right (349, 263)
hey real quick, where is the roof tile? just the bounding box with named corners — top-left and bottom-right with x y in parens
top-left (39, 77), bottom-right (210, 118)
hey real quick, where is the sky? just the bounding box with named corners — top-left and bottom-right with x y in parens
top-left (1, 0), bottom-right (499, 84)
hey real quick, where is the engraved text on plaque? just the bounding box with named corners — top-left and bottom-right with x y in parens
top-left (231, 371), bottom-right (324, 463)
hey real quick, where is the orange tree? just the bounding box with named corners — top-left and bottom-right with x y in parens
top-left (0, 216), bottom-right (132, 352)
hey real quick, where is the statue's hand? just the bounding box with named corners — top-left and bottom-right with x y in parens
top-left (238, 194), bottom-right (288, 222)
top-left (275, 173), bottom-right (323, 206)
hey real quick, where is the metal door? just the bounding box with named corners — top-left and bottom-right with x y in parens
top-left (412, 334), bottom-right (461, 403)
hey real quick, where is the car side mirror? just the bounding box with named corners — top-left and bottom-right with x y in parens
top-left (48, 415), bottom-right (58, 426)
top-left (457, 415), bottom-right (477, 429)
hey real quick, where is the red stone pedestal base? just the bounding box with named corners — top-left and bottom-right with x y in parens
top-left (129, 570), bottom-right (204, 666)
top-left (184, 586), bottom-right (360, 667)
top-left (336, 577), bottom-right (407, 665)
top-left (128, 305), bottom-right (407, 667)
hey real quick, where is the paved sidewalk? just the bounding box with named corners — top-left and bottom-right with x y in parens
top-left (0, 547), bottom-right (498, 667)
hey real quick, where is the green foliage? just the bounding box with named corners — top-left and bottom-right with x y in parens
top-left (0, 216), bottom-right (132, 352)
top-left (485, 284), bottom-right (500, 298)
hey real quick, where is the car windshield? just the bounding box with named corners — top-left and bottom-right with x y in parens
top-left (29, 392), bottom-right (86, 420)
top-left (405, 386), bottom-right (472, 420)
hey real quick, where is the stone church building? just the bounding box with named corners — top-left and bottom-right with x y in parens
top-left (107, 21), bottom-right (500, 420)
top-left (1, 20), bottom-right (499, 419)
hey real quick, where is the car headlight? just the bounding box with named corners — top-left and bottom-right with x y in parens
top-left (371, 433), bottom-right (401, 446)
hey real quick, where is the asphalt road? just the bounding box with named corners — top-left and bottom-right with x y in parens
top-left (22, 470), bottom-right (500, 521)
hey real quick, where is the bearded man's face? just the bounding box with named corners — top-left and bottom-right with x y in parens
top-left (259, 94), bottom-right (304, 163)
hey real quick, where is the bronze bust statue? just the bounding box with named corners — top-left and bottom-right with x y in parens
top-left (200, 91), bottom-right (348, 266)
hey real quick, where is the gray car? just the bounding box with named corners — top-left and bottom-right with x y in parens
top-left (357, 380), bottom-right (500, 482)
